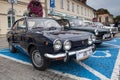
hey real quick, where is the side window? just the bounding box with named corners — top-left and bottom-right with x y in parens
top-left (58, 20), bottom-right (69, 28)
top-left (17, 20), bottom-right (26, 30)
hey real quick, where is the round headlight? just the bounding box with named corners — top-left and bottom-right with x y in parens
top-left (88, 36), bottom-right (93, 45)
top-left (110, 29), bottom-right (113, 33)
top-left (92, 34), bottom-right (96, 42)
top-left (94, 29), bottom-right (99, 35)
top-left (63, 40), bottom-right (71, 51)
top-left (53, 39), bottom-right (62, 51)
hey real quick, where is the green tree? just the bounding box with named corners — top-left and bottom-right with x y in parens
top-left (97, 8), bottom-right (110, 15)
top-left (114, 15), bottom-right (120, 22)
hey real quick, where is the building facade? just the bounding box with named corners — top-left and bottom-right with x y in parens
top-left (0, 0), bottom-right (95, 35)
top-left (47, 0), bottom-right (96, 20)
top-left (97, 13), bottom-right (114, 25)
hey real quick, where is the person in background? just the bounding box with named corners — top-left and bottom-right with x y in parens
top-left (114, 20), bottom-right (119, 27)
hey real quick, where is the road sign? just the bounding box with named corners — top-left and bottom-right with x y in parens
top-left (8, 0), bottom-right (17, 4)
top-left (50, 0), bottom-right (55, 8)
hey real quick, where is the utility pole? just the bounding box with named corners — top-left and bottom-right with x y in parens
top-left (8, 0), bottom-right (17, 27)
top-left (45, 0), bottom-right (48, 17)
top-left (11, 1), bottom-right (14, 25)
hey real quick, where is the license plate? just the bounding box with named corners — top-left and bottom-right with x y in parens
top-left (104, 34), bottom-right (110, 38)
top-left (76, 49), bottom-right (92, 61)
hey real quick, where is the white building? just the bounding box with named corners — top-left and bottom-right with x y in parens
top-left (0, 0), bottom-right (96, 36)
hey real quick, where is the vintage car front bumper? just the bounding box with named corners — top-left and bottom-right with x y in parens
top-left (95, 33), bottom-right (113, 43)
top-left (44, 45), bottom-right (95, 61)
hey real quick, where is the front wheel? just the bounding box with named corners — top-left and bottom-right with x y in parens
top-left (30, 47), bottom-right (50, 71)
top-left (9, 42), bottom-right (17, 53)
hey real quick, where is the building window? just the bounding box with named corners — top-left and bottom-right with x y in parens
top-left (77, 5), bottom-right (79, 14)
top-left (72, 3), bottom-right (74, 12)
top-left (87, 9), bottom-right (89, 17)
top-left (60, 0), bottom-right (64, 9)
top-left (67, 0), bottom-right (70, 11)
top-left (99, 17), bottom-right (101, 22)
top-left (85, 8), bottom-right (86, 16)
top-left (81, 7), bottom-right (83, 15)
top-left (105, 16), bottom-right (109, 22)
top-left (8, 10), bottom-right (15, 28)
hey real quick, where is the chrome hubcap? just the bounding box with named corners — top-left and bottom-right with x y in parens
top-left (32, 50), bottom-right (43, 67)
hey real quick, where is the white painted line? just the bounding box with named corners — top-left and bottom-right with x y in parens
top-left (0, 54), bottom-right (89, 80)
top-left (0, 54), bottom-right (32, 66)
top-left (48, 69), bottom-right (90, 80)
top-left (111, 49), bottom-right (120, 80)
top-left (104, 42), bottom-right (120, 48)
top-left (74, 60), bottom-right (110, 80)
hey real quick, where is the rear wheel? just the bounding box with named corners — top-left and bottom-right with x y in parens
top-left (30, 47), bottom-right (50, 71)
top-left (95, 42), bottom-right (102, 46)
top-left (113, 34), bottom-right (116, 37)
top-left (9, 42), bottom-right (17, 53)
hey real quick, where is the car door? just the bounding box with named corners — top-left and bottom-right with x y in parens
top-left (8, 21), bottom-right (18, 44)
top-left (15, 19), bottom-right (28, 52)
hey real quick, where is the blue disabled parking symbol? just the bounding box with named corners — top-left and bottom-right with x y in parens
top-left (0, 38), bottom-right (120, 80)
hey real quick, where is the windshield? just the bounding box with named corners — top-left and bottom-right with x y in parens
top-left (69, 19), bottom-right (83, 27)
top-left (83, 22), bottom-right (94, 26)
top-left (27, 18), bottom-right (62, 31)
top-left (94, 22), bottom-right (103, 27)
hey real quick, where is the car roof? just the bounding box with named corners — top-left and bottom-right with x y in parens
top-left (18, 17), bottom-right (55, 20)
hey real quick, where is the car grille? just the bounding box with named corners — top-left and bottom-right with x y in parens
top-left (71, 39), bottom-right (88, 49)
top-left (112, 28), bottom-right (118, 33)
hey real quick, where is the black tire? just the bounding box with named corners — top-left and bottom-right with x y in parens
top-left (30, 47), bottom-right (50, 71)
top-left (113, 34), bottom-right (116, 37)
top-left (9, 42), bottom-right (17, 53)
top-left (95, 42), bottom-right (102, 46)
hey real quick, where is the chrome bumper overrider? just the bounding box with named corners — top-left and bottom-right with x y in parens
top-left (44, 45), bottom-right (94, 59)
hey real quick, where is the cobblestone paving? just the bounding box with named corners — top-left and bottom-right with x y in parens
top-left (0, 37), bottom-right (76, 80)
top-left (0, 57), bottom-right (75, 80)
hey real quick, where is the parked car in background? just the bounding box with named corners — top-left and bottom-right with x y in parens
top-left (7, 17), bottom-right (95, 70)
top-left (56, 18), bottom-right (113, 45)
top-left (93, 22), bottom-right (118, 36)
top-left (118, 21), bottom-right (120, 31)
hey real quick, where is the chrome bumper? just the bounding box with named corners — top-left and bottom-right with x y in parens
top-left (95, 34), bottom-right (113, 43)
top-left (44, 45), bottom-right (94, 59)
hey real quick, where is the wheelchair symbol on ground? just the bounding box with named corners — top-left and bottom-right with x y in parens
top-left (91, 50), bottom-right (111, 58)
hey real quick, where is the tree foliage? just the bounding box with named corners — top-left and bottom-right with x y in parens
top-left (96, 8), bottom-right (110, 15)
top-left (114, 15), bottom-right (120, 22)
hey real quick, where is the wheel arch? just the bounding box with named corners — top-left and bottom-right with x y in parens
top-left (28, 44), bottom-right (36, 55)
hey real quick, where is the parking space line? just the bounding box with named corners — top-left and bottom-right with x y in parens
top-left (0, 54), bottom-right (32, 66)
top-left (75, 60), bottom-right (110, 80)
top-left (48, 69), bottom-right (90, 80)
top-left (0, 54), bottom-right (89, 80)
top-left (111, 49), bottom-right (120, 80)
top-left (104, 43), bottom-right (120, 48)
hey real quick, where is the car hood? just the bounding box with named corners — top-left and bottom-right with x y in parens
top-left (37, 30), bottom-right (92, 42)
top-left (71, 26), bottom-right (110, 32)
top-left (103, 26), bottom-right (117, 29)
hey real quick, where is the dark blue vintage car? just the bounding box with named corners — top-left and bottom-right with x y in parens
top-left (7, 17), bottom-right (95, 70)
top-left (56, 19), bottom-right (113, 45)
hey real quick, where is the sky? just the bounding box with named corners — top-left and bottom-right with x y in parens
top-left (87, 0), bottom-right (120, 17)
